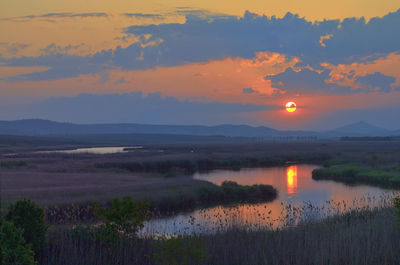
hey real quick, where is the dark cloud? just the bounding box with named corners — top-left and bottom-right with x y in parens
top-left (267, 67), bottom-right (397, 94)
top-left (5, 51), bottom-right (112, 81)
top-left (120, 9), bottom-right (400, 68)
top-left (355, 72), bottom-right (396, 92)
top-left (115, 77), bottom-right (128, 84)
top-left (23, 92), bottom-right (274, 124)
top-left (266, 67), bottom-right (351, 94)
top-left (242, 88), bottom-right (257, 94)
top-left (2, 9), bottom-right (400, 87)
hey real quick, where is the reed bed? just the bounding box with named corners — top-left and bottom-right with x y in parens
top-left (39, 193), bottom-right (400, 265)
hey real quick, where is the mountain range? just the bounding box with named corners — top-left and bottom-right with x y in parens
top-left (0, 119), bottom-right (398, 139)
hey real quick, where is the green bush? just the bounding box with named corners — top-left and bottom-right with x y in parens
top-left (394, 197), bottom-right (400, 228)
top-left (0, 220), bottom-right (37, 265)
top-left (93, 197), bottom-right (150, 246)
top-left (152, 235), bottom-right (208, 265)
top-left (5, 199), bottom-right (47, 258)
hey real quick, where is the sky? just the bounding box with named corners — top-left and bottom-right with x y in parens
top-left (0, 0), bottom-right (400, 130)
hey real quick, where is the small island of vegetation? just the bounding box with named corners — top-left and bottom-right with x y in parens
top-left (312, 159), bottom-right (400, 188)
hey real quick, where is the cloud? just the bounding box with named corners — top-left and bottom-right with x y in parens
top-left (266, 67), bottom-right (398, 95)
top-left (120, 9), bottom-right (400, 68)
top-left (23, 92), bottom-right (274, 124)
top-left (2, 12), bottom-right (108, 21)
top-left (2, 9), bottom-right (400, 84)
top-left (0, 42), bottom-right (30, 56)
top-left (5, 51), bottom-right (113, 81)
top-left (122, 13), bottom-right (164, 19)
top-left (40, 43), bottom-right (86, 55)
top-left (243, 88), bottom-right (257, 94)
top-left (355, 72), bottom-right (396, 92)
top-left (266, 67), bottom-right (351, 94)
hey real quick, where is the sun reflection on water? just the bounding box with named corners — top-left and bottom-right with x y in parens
top-left (287, 165), bottom-right (298, 196)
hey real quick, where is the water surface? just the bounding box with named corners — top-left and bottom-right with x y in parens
top-left (142, 164), bottom-right (395, 236)
top-left (41, 146), bottom-right (142, 154)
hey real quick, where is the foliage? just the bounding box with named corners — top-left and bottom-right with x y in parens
top-left (197, 181), bottom-right (277, 204)
top-left (394, 197), bottom-right (400, 228)
top-left (93, 197), bottom-right (150, 246)
top-left (152, 235), bottom-right (208, 265)
top-left (0, 220), bottom-right (37, 265)
top-left (5, 199), bottom-right (47, 258)
top-left (0, 161), bottom-right (27, 168)
top-left (312, 163), bottom-right (400, 188)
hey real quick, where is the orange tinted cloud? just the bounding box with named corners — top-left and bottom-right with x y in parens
top-left (323, 52), bottom-right (400, 89)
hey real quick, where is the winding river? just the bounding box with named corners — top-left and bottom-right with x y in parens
top-left (141, 164), bottom-right (396, 236)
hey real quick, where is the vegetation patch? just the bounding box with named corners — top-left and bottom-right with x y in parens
top-left (39, 204), bottom-right (400, 264)
top-left (0, 160), bottom-right (27, 168)
top-left (94, 155), bottom-right (326, 174)
top-left (197, 181), bottom-right (277, 204)
top-left (313, 162), bottom-right (400, 188)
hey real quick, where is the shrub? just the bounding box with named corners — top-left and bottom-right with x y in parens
top-left (0, 220), bottom-right (37, 265)
top-left (93, 197), bottom-right (150, 246)
top-left (152, 235), bottom-right (208, 265)
top-left (5, 199), bottom-right (47, 258)
top-left (394, 197), bottom-right (400, 228)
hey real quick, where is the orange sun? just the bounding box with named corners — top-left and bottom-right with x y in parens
top-left (285, 101), bottom-right (296, 112)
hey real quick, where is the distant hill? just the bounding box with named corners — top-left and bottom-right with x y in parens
top-left (0, 119), bottom-right (282, 137)
top-left (0, 119), bottom-right (397, 139)
top-left (326, 121), bottom-right (392, 137)
top-left (392, 129), bottom-right (400, 136)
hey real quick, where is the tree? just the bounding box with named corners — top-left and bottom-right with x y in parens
top-left (5, 199), bottom-right (47, 258)
top-left (0, 220), bottom-right (37, 265)
top-left (94, 197), bottom-right (150, 246)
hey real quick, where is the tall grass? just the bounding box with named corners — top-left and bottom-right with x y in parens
top-left (38, 195), bottom-right (400, 265)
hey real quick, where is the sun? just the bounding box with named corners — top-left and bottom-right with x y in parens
top-left (285, 101), bottom-right (296, 112)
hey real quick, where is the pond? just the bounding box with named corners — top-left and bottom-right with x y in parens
top-left (40, 146), bottom-right (142, 154)
top-left (141, 164), bottom-right (396, 236)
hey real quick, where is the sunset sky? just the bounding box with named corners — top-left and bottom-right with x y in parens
top-left (1, 0), bottom-right (399, 130)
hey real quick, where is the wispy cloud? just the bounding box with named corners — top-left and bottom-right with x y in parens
top-left (122, 13), bottom-right (164, 19)
top-left (1, 12), bottom-right (108, 22)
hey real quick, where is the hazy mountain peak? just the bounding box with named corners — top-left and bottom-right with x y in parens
top-left (330, 121), bottom-right (390, 136)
